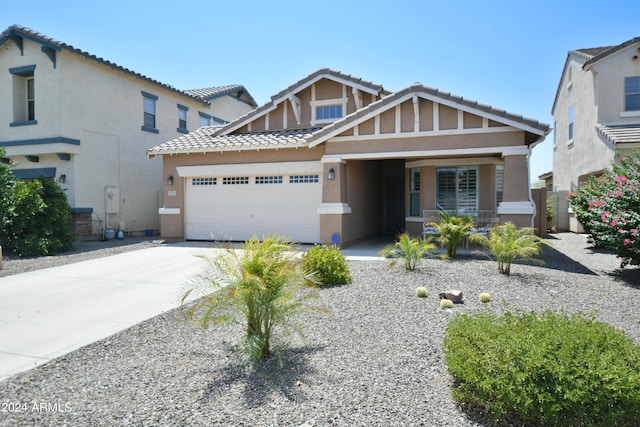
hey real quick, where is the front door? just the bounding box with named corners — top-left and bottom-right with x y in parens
top-left (383, 160), bottom-right (405, 235)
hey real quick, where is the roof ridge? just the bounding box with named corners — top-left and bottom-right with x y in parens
top-left (0, 25), bottom-right (246, 105)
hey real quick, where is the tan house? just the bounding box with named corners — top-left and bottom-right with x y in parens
top-left (0, 25), bottom-right (256, 236)
top-left (149, 68), bottom-right (550, 246)
top-left (551, 36), bottom-right (640, 232)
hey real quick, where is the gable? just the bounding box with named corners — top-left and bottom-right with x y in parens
top-left (217, 68), bottom-right (389, 136)
top-left (311, 86), bottom-right (548, 148)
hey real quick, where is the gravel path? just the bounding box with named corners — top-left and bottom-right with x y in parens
top-left (0, 233), bottom-right (638, 426)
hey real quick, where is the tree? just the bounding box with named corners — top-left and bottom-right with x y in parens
top-left (470, 222), bottom-right (545, 275)
top-left (427, 212), bottom-right (475, 258)
top-left (379, 232), bottom-right (436, 271)
top-left (182, 235), bottom-right (327, 366)
top-left (568, 151), bottom-right (640, 268)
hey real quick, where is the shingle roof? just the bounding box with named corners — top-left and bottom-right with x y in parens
top-left (147, 127), bottom-right (321, 155)
top-left (582, 37), bottom-right (640, 69)
top-left (0, 25), bottom-right (252, 106)
top-left (597, 123), bottom-right (640, 145)
top-left (184, 84), bottom-right (257, 107)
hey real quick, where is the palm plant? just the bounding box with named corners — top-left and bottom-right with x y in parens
top-left (379, 232), bottom-right (436, 271)
top-left (181, 235), bottom-right (326, 366)
top-left (428, 212), bottom-right (475, 258)
top-left (470, 222), bottom-right (545, 275)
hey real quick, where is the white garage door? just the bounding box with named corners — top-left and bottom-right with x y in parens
top-left (183, 162), bottom-right (322, 243)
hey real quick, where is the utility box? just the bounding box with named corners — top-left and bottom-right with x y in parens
top-left (105, 186), bottom-right (120, 214)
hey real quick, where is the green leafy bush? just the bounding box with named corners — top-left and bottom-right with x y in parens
top-left (182, 235), bottom-right (328, 366)
top-left (379, 232), bottom-right (436, 271)
top-left (0, 149), bottom-right (76, 257)
top-left (568, 151), bottom-right (640, 267)
top-left (444, 309), bottom-right (640, 426)
top-left (470, 222), bottom-right (544, 275)
top-left (427, 212), bottom-right (475, 258)
top-left (301, 244), bottom-right (352, 285)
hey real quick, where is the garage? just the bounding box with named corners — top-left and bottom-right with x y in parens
top-left (179, 161), bottom-right (322, 243)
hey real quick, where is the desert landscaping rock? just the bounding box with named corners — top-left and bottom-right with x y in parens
top-left (0, 233), bottom-right (638, 426)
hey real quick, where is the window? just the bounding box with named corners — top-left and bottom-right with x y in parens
top-left (192, 177), bottom-right (216, 185)
top-left (199, 112), bottom-right (211, 127)
top-left (289, 175), bottom-right (319, 183)
top-left (256, 176), bottom-right (283, 184)
top-left (141, 91), bottom-right (158, 133)
top-left (568, 105), bottom-right (574, 141)
top-left (223, 176), bottom-right (249, 185)
top-left (9, 64), bottom-right (37, 126)
top-left (625, 76), bottom-right (640, 111)
top-left (27, 78), bottom-right (35, 121)
top-left (436, 167), bottom-right (478, 214)
top-left (316, 105), bottom-right (343, 121)
top-left (409, 168), bottom-right (421, 216)
top-left (495, 165), bottom-right (504, 208)
top-left (177, 104), bottom-right (188, 133)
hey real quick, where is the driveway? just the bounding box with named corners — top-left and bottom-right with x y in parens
top-left (0, 243), bottom-right (216, 381)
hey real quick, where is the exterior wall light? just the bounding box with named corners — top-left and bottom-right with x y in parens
top-left (327, 168), bottom-right (335, 180)
top-left (58, 174), bottom-right (66, 183)
top-left (167, 175), bottom-right (174, 186)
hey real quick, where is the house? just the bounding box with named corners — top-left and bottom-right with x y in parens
top-left (148, 68), bottom-right (550, 246)
top-left (0, 25), bottom-right (256, 237)
top-left (551, 36), bottom-right (640, 232)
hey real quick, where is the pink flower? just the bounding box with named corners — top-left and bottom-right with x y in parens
top-left (618, 228), bottom-right (625, 233)
top-left (610, 219), bottom-right (617, 227)
top-left (624, 238), bottom-right (632, 245)
top-left (595, 200), bottom-right (604, 206)
top-left (631, 229), bottom-right (638, 236)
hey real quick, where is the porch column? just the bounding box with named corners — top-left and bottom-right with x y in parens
top-left (498, 150), bottom-right (534, 228)
top-left (318, 161), bottom-right (350, 246)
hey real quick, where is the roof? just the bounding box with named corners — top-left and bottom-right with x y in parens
top-left (597, 123), bottom-right (640, 145)
top-left (208, 68), bottom-right (391, 137)
top-left (148, 127), bottom-right (320, 156)
top-left (307, 82), bottom-right (550, 147)
top-left (551, 37), bottom-right (640, 115)
top-left (0, 25), bottom-right (253, 106)
top-left (184, 84), bottom-right (257, 107)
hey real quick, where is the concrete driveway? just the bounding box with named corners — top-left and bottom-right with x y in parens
top-left (0, 242), bottom-right (216, 381)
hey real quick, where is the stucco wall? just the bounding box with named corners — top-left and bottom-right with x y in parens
top-left (0, 37), bottom-right (253, 234)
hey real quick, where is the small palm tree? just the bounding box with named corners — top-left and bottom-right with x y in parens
top-left (428, 212), bottom-right (475, 258)
top-left (379, 232), bottom-right (436, 271)
top-left (470, 222), bottom-right (545, 275)
top-left (181, 235), bottom-right (327, 366)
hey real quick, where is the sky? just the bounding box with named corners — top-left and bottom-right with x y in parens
top-left (2, 0), bottom-right (639, 183)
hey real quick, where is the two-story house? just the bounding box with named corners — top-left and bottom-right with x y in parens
top-left (0, 25), bottom-right (256, 237)
top-left (551, 36), bottom-right (640, 232)
top-left (149, 68), bottom-right (550, 246)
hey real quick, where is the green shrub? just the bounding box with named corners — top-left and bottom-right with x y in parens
top-left (301, 244), bottom-right (352, 285)
top-left (470, 222), bottom-right (544, 275)
top-left (444, 309), bottom-right (640, 426)
top-left (182, 235), bottom-right (328, 366)
top-left (379, 232), bottom-right (436, 271)
top-left (427, 212), bottom-right (475, 258)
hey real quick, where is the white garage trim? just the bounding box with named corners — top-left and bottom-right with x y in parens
top-left (177, 161), bottom-right (321, 177)
top-left (184, 161), bottom-right (322, 243)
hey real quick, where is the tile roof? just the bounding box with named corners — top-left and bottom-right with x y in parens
top-left (582, 37), bottom-right (640, 68)
top-left (184, 84), bottom-right (257, 107)
top-left (307, 83), bottom-right (550, 147)
top-left (148, 127), bottom-right (321, 156)
top-left (0, 25), bottom-right (252, 106)
top-left (208, 68), bottom-right (392, 137)
top-left (597, 123), bottom-right (640, 145)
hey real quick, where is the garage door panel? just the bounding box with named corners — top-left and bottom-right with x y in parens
top-left (185, 168), bottom-right (321, 243)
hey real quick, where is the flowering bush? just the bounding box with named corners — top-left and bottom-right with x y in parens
top-left (568, 151), bottom-right (640, 267)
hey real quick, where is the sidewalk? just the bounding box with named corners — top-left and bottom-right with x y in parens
top-left (0, 243), bottom-right (214, 381)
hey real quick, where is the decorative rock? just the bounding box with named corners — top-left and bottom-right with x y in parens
top-left (439, 289), bottom-right (463, 303)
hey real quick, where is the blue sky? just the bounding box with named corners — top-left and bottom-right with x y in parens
top-left (3, 0), bottom-right (639, 182)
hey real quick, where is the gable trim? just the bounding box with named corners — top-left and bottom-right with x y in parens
top-left (329, 124), bottom-right (519, 143)
top-left (322, 145), bottom-right (530, 163)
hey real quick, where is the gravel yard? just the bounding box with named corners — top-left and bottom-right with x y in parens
top-left (0, 233), bottom-right (638, 426)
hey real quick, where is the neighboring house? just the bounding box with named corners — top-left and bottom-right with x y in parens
top-left (0, 25), bottom-right (256, 237)
top-left (551, 36), bottom-right (640, 232)
top-left (149, 68), bottom-right (550, 246)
